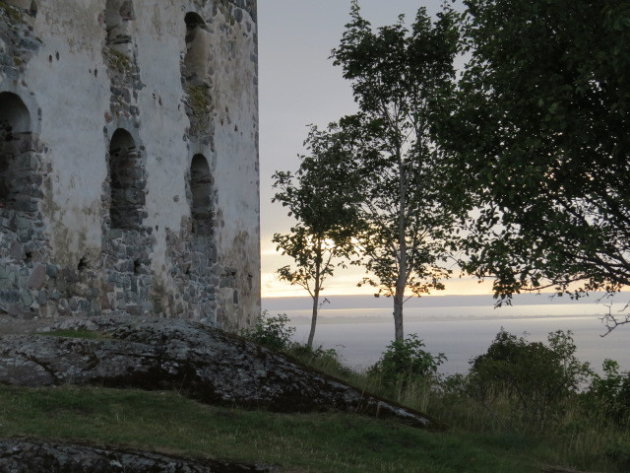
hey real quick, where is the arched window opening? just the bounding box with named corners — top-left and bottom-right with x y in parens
top-left (190, 154), bottom-right (213, 236)
top-left (104, 0), bottom-right (134, 54)
top-left (0, 92), bottom-right (32, 209)
top-left (184, 12), bottom-right (208, 85)
top-left (0, 92), bottom-right (30, 133)
top-left (109, 129), bottom-right (144, 230)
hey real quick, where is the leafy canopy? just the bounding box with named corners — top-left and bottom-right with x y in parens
top-left (329, 1), bottom-right (460, 306)
top-left (272, 126), bottom-right (360, 299)
top-left (436, 0), bottom-right (630, 329)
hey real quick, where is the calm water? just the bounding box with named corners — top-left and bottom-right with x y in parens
top-left (263, 294), bottom-right (630, 375)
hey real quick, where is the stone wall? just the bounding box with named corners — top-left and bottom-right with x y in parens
top-left (0, 0), bottom-right (260, 330)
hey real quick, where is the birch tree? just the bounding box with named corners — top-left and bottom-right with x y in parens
top-left (272, 127), bottom-right (359, 348)
top-left (330, 2), bottom-right (460, 340)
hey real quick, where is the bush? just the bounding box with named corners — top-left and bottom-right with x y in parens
top-left (368, 334), bottom-right (446, 394)
top-left (289, 344), bottom-right (339, 365)
top-left (468, 329), bottom-right (592, 426)
top-left (240, 311), bottom-right (296, 351)
top-left (585, 359), bottom-right (630, 426)
top-left (287, 344), bottom-right (355, 379)
top-left (619, 376), bottom-right (630, 425)
top-left (241, 313), bottom-right (360, 381)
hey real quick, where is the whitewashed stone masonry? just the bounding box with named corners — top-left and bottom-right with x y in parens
top-left (0, 0), bottom-right (260, 330)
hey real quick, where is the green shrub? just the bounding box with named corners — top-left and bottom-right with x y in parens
top-left (287, 344), bottom-right (355, 379)
top-left (288, 344), bottom-right (338, 365)
top-left (619, 376), bottom-right (630, 424)
top-left (467, 329), bottom-right (592, 427)
top-left (240, 311), bottom-right (296, 351)
top-left (605, 440), bottom-right (630, 472)
top-left (241, 313), bottom-right (359, 381)
top-left (367, 334), bottom-right (446, 394)
top-left (585, 359), bottom-right (630, 426)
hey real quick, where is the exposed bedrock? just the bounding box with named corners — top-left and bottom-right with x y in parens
top-left (0, 439), bottom-right (272, 473)
top-left (0, 316), bottom-right (436, 428)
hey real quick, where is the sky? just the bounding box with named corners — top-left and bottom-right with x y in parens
top-left (257, 1), bottom-right (482, 298)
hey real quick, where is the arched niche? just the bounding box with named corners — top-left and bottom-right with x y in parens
top-left (0, 92), bottom-right (33, 208)
top-left (190, 154), bottom-right (213, 236)
top-left (108, 128), bottom-right (145, 230)
top-left (184, 12), bottom-right (209, 85)
top-left (0, 92), bottom-right (31, 133)
top-left (104, 0), bottom-right (135, 54)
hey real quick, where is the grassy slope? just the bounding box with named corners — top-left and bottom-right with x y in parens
top-left (0, 385), bottom-right (539, 473)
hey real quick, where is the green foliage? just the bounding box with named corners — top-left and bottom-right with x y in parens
top-left (328, 1), bottom-right (462, 340)
top-left (436, 0), bottom-right (630, 327)
top-left (585, 359), bottom-right (630, 426)
top-left (273, 228), bottom-right (336, 290)
top-left (6, 331), bottom-right (626, 471)
top-left (40, 329), bottom-right (109, 340)
top-left (239, 324), bottom-right (630, 472)
top-left (273, 126), bottom-right (361, 239)
top-left (240, 313), bottom-right (356, 379)
top-left (0, 385), bottom-right (541, 473)
top-left (238, 316), bottom-right (630, 471)
top-left (287, 344), bottom-right (355, 380)
top-left (272, 126), bottom-right (360, 346)
top-left (290, 329), bottom-right (630, 472)
top-left (368, 334), bottom-right (446, 394)
top-left (467, 329), bottom-right (591, 426)
top-left (240, 312), bottom-right (295, 352)
top-left (605, 441), bottom-right (630, 473)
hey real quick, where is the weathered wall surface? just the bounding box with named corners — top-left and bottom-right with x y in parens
top-left (0, 0), bottom-right (260, 330)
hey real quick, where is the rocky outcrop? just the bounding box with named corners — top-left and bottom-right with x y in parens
top-left (0, 316), bottom-right (436, 428)
top-left (0, 439), bottom-right (272, 472)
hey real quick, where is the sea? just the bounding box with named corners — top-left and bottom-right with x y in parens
top-left (262, 293), bottom-right (630, 376)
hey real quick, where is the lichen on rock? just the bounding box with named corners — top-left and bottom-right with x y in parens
top-left (0, 439), bottom-right (273, 473)
top-left (0, 316), bottom-right (437, 429)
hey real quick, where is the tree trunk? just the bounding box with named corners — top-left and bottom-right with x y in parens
top-left (308, 289), bottom-right (319, 349)
top-left (307, 238), bottom-right (322, 349)
top-left (394, 145), bottom-right (407, 342)
top-left (393, 285), bottom-right (404, 341)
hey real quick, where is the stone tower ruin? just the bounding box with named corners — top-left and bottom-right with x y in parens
top-left (0, 0), bottom-right (260, 330)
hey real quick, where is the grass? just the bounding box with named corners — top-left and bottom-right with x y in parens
top-left (38, 329), bottom-right (110, 340)
top-left (284, 345), bottom-right (629, 473)
top-left (432, 394), bottom-right (630, 472)
top-left (5, 326), bottom-right (626, 471)
top-left (0, 385), bottom-right (539, 473)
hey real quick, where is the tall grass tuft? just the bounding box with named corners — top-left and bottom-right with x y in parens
top-left (243, 316), bottom-right (630, 473)
top-left (242, 313), bottom-right (630, 472)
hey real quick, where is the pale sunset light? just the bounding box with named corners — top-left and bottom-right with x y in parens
top-left (258, 1), bottom-right (493, 301)
top-left (259, 0), bottom-right (447, 298)
top-left (261, 239), bottom-right (496, 298)
top-left (0, 0), bottom-right (627, 469)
